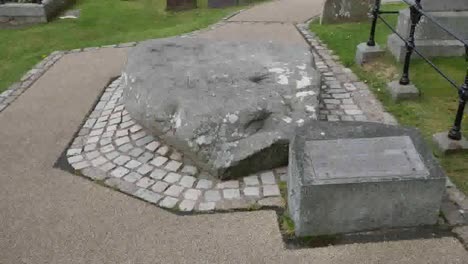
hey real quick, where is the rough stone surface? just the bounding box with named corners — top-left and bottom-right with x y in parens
top-left (386, 80), bottom-right (420, 101)
top-left (433, 132), bottom-right (468, 154)
top-left (355, 42), bottom-right (385, 65)
top-left (123, 38), bottom-right (320, 179)
top-left (320, 0), bottom-right (373, 24)
top-left (288, 121), bottom-right (446, 237)
top-left (453, 226), bottom-right (468, 249)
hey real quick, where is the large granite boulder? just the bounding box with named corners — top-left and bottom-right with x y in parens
top-left (123, 38), bottom-right (320, 179)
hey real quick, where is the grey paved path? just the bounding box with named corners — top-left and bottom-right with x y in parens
top-left (1, 1), bottom-right (468, 263)
top-left (230, 0), bottom-right (325, 22)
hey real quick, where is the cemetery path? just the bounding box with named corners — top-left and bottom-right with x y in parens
top-left (0, 1), bottom-right (467, 263)
top-left (198, 0), bottom-right (325, 43)
top-left (230, 0), bottom-right (325, 23)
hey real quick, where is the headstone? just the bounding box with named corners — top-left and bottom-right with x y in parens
top-left (288, 121), bottom-right (446, 237)
top-left (123, 38), bottom-right (321, 179)
top-left (166, 0), bottom-right (197, 11)
top-left (320, 0), bottom-right (373, 24)
top-left (388, 0), bottom-right (468, 61)
top-left (208, 0), bottom-right (237, 8)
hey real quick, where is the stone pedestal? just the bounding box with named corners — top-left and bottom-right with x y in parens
top-left (355, 42), bottom-right (385, 65)
top-left (288, 121), bottom-right (446, 237)
top-left (388, 1), bottom-right (468, 61)
top-left (433, 132), bottom-right (468, 154)
top-left (386, 80), bottom-right (419, 101)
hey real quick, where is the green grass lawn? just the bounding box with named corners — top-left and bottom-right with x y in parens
top-left (0, 0), bottom-right (245, 93)
top-left (311, 3), bottom-right (468, 194)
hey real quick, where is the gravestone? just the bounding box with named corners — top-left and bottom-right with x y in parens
top-left (208, 0), bottom-right (237, 8)
top-left (388, 0), bottom-right (468, 61)
top-left (166, 0), bottom-right (197, 11)
top-left (123, 38), bottom-right (321, 179)
top-left (320, 0), bottom-right (373, 24)
top-left (288, 121), bottom-right (446, 237)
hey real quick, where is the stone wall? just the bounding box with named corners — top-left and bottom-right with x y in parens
top-left (0, 0), bottom-right (74, 25)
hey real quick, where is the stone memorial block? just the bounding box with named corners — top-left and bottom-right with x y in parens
top-left (166, 0), bottom-right (197, 11)
top-left (388, 0), bottom-right (468, 61)
top-left (123, 38), bottom-right (321, 179)
top-left (320, 0), bottom-right (373, 24)
top-left (288, 121), bottom-right (446, 237)
top-left (208, 0), bottom-right (237, 8)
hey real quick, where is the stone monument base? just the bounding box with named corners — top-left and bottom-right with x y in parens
top-left (288, 121), bottom-right (446, 237)
top-left (386, 80), bottom-right (419, 102)
top-left (355, 42), bottom-right (385, 65)
top-left (433, 132), bottom-right (468, 154)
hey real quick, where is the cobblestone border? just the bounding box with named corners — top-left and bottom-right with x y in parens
top-left (67, 77), bottom-right (284, 213)
top-left (296, 22), bottom-right (397, 125)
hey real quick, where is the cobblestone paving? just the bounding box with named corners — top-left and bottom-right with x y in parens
top-left (67, 77), bottom-right (285, 213)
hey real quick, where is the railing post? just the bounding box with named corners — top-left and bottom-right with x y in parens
top-left (399, 0), bottom-right (422, 85)
top-left (448, 46), bottom-right (468, 140)
top-left (367, 0), bottom-right (382, 47)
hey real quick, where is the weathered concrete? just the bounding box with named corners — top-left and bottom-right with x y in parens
top-left (288, 121), bottom-right (446, 237)
top-left (355, 42), bottom-right (385, 65)
top-left (123, 37), bottom-right (320, 179)
top-left (388, 3), bottom-right (468, 60)
top-left (433, 132), bottom-right (468, 154)
top-left (320, 0), bottom-right (373, 24)
top-left (386, 80), bottom-right (420, 101)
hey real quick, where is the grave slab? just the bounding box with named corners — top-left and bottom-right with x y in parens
top-left (288, 121), bottom-right (446, 237)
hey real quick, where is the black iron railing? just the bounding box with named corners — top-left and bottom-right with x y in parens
top-left (366, 0), bottom-right (468, 141)
top-left (0, 0), bottom-right (42, 4)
